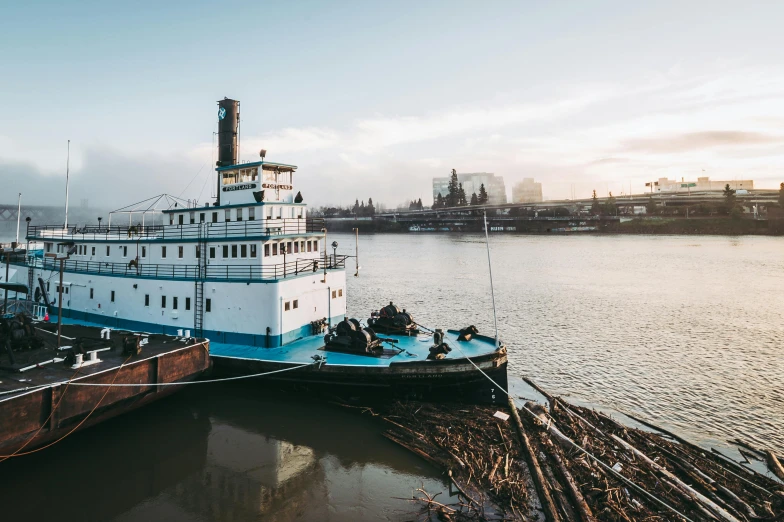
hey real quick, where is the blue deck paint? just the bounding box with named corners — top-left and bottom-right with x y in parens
top-left (57, 312), bottom-right (500, 368)
top-left (210, 330), bottom-right (498, 367)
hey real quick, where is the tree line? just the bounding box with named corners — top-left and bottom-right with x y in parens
top-left (315, 198), bottom-right (376, 218)
top-left (432, 169), bottom-right (489, 209)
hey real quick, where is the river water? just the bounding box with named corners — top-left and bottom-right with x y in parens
top-left (1, 232), bottom-right (782, 521)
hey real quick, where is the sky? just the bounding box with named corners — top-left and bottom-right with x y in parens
top-left (1, 0), bottom-right (783, 210)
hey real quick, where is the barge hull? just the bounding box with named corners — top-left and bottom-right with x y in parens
top-left (211, 351), bottom-right (508, 404)
top-left (0, 340), bottom-right (210, 456)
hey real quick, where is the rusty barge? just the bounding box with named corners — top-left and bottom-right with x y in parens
top-left (0, 317), bottom-right (210, 457)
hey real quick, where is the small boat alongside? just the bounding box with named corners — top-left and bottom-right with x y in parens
top-left (0, 313), bottom-right (210, 456)
top-left (212, 303), bottom-right (508, 404)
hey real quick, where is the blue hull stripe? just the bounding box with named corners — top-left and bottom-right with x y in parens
top-left (54, 308), bottom-right (344, 348)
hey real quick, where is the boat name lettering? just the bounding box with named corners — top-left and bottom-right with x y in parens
top-left (222, 183), bottom-right (257, 192)
top-left (261, 183), bottom-right (293, 190)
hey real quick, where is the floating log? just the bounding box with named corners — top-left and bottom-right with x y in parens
top-left (610, 434), bottom-right (741, 522)
top-left (507, 396), bottom-right (561, 522)
top-left (766, 450), bottom-right (784, 481)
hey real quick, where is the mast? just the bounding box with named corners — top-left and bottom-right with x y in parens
top-left (15, 193), bottom-right (21, 245)
top-left (64, 140), bottom-right (70, 229)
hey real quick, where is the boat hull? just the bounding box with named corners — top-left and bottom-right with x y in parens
top-left (0, 339), bottom-right (211, 456)
top-left (212, 350), bottom-right (508, 405)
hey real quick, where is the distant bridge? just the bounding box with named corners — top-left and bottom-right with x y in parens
top-left (374, 190), bottom-right (780, 219)
top-left (0, 205), bottom-right (53, 223)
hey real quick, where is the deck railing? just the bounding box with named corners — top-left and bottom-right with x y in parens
top-left (26, 255), bottom-right (349, 281)
top-left (27, 218), bottom-right (326, 242)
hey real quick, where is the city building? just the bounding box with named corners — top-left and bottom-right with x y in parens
top-left (651, 176), bottom-right (754, 193)
top-left (432, 172), bottom-right (507, 205)
top-left (512, 178), bottom-right (543, 203)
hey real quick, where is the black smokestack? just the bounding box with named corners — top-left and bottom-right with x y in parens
top-left (216, 98), bottom-right (239, 205)
top-left (216, 98), bottom-right (239, 167)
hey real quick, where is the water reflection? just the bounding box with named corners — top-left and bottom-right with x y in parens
top-left (0, 383), bottom-right (446, 522)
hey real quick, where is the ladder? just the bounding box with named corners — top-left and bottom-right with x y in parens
top-left (194, 223), bottom-right (207, 338)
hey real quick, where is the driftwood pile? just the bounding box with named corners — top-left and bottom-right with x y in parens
top-left (377, 385), bottom-right (784, 522)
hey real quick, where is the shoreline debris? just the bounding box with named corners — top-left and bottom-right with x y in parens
top-left (372, 382), bottom-right (784, 521)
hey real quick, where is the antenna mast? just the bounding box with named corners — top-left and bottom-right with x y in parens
top-left (15, 193), bottom-right (21, 244)
top-left (64, 140), bottom-right (70, 229)
top-left (483, 211), bottom-right (499, 349)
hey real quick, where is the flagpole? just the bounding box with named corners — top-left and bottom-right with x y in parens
top-left (64, 140), bottom-right (70, 229)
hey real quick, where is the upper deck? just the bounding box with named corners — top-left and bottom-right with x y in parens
top-left (27, 217), bottom-right (325, 243)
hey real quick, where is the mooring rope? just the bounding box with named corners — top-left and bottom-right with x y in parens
top-left (0, 360), bottom-right (320, 396)
top-left (442, 336), bottom-right (696, 522)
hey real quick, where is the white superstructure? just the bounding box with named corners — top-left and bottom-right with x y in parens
top-left (16, 157), bottom-right (347, 347)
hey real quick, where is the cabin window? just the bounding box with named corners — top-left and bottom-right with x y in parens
top-left (185, 297), bottom-right (191, 311)
top-left (307, 241), bottom-right (311, 252)
top-left (248, 207), bottom-right (255, 220)
top-left (209, 247), bottom-right (216, 259)
top-left (225, 209), bottom-right (231, 222)
top-left (46, 243), bottom-right (52, 253)
top-left (286, 241), bottom-right (292, 254)
top-left (338, 289), bottom-right (343, 297)
top-left (47, 282), bottom-right (50, 292)
top-left (196, 246), bottom-right (201, 259)
top-left (222, 245), bottom-right (229, 258)
top-left (212, 212), bottom-right (218, 223)
top-left (91, 246), bottom-right (95, 256)
top-left (300, 240), bottom-right (304, 253)
top-left (222, 170), bottom-right (238, 185)
top-left (199, 213), bottom-right (205, 223)
top-left (145, 294), bottom-right (149, 306)
top-left (106, 246), bottom-right (110, 256)
top-left (173, 297), bottom-right (178, 310)
top-left (293, 299), bottom-right (298, 309)
top-left (161, 246), bottom-right (167, 258)
top-left (272, 243), bottom-right (278, 256)
top-left (65, 287), bottom-right (69, 294)
top-left (284, 301), bottom-right (291, 311)
top-left (332, 290), bottom-right (337, 299)
top-left (141, 246), bottom-right (146, 258)
top-left (236, 208), bottom-right (243, 221)
top-left (178, 246), bottom-right (183, 259)
top-left (111, 290), bottom-right (115, 302)
top-left (205, 299), bottom-right (211, 312)
top-left (264, 244), bottom-right (270, 257)
top-left (250, 244), bottom-right (257, 258)
top-left (90, 288), bottom-right (94, 299)
top-left (190, 212), bottom-right (195, 224)
top-left (314, 240), bottom-right (319, 252)
top-left (161, 296), bottom-right (166, 308)
top-left (122, 246), bottom-right (127, 257)
top-left (240, 245), bottom-right (247, 258)
top-left (169, 215), bottom-right (174, 225)
top-left (231, 245), bottom-right (238, 258)
top-left (178, 215), bottom-right (184, 225)
top-left (293, 242), bottom-right (299, 253)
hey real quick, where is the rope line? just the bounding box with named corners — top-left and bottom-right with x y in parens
top-left (442, 336), bottom-right (695, 522)
top-left (0, 354), bottom-right (133, 459)
top-left (0, 364), bottom-right (83, 462)
top-left (64, 361), bottom-right (319, 387)
top-left (0, 361), bottom-right (319, 397)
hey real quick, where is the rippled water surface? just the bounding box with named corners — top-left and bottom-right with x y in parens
top-left (1, 232), bottom-right (782, 521)
top-left (341, 233), bottom-right (784, 454)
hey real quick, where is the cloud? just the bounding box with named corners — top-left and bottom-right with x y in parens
top-left (622, 131), bottom-right (782, 154)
